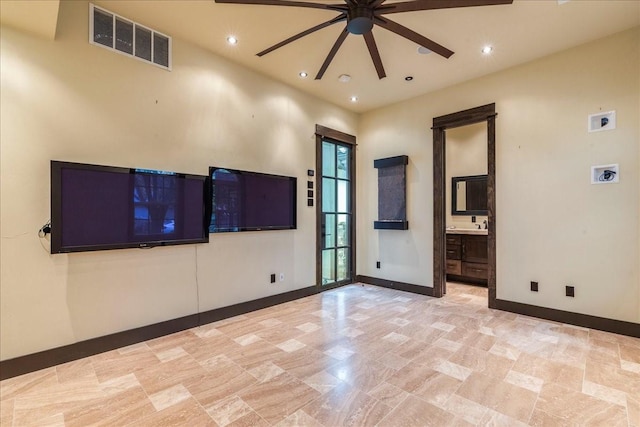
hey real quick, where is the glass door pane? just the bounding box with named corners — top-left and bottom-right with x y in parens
top-left (322, 142), bottom-right (336, 177)
top-left (336, 214), bottom-right (349, 246)
top-left (322, 178), bottom-right (336, 213)
top-left (323, 214), bottom-right (335, 249)
top-left (322, 249), bottom-right (335, 284)
top-left (337, 248), bottom-right (349, 282)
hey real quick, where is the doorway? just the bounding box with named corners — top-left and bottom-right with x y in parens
top-left (315, 125), bottom-right (356, 289)
top-left (432, 104), bottom-right (497, 307)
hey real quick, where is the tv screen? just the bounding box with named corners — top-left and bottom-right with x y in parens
top-left (51, 161), bottom-right (210, 253)
top-left (209, 167), bottom-right (296, 232)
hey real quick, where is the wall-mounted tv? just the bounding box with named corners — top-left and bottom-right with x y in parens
top-left (209, 167), bottom-right (296, 232)
top-left (51, 161), bottom-right (210, 253)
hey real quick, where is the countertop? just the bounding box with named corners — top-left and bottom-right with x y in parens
top-left (446, 228), bottom-right (488, 236)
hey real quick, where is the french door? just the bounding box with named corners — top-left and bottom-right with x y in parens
top-left (317, 138), bottom-right (355, 287)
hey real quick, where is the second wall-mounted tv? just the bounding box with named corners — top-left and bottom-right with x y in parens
top-left (209, 167), bottom-right (297, 233)
top-left (51, 161), bottom-right (210, 253)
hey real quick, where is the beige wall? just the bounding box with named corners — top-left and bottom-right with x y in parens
top-left (0, 1), bottom-right (357, 360)
top-left (445, 122), bottom-right (488, 229)
top-left (1, 2), bottom-right (638, 363)
top-left (358, 27), bottom-right (639, 323)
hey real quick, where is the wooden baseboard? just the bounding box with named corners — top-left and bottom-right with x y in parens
top-left (495, 299), bottom-right (640, 338)
top-left (0, 286), bottom-right (319, 381)
top-left (356, 275), bottom-right (434, 297)
top-left (4, 281), bottom-right (636, 381)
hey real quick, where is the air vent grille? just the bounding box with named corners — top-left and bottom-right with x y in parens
top-left (89, 4), bottom-right (171, 70)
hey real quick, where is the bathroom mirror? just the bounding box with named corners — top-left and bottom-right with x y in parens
top-left (452, 175), bottom-right (487, 215)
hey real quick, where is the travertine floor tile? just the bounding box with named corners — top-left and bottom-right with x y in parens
top-left (136, 397), bottom-right (217, 426)
top-left (534, 382), bottom-right (628, 426)
top-left (455, 371), bottom-right (537, 423)
top-left (148, 383), bottom-right (192, 411)
top-left (276, 409), bottom-right (323, 427)
top-left (238, 372), bottom-right (320, 424)
top-left (379, 394), bottom-right (466, 426)
top-left (206, 394), bottom-right (254, 426)
top-left (301, 382), bottom-right (391, 426)
top-left (2, 282), bottom-right (639, 426)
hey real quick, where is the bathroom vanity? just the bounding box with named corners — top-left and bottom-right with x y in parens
top-left (445, 229), bottom-right (488, 286)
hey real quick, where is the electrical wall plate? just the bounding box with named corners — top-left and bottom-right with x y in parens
top-left (588, 111), bottom-right (616, 133)
top-left (591, 164), bottom-right (619, 184)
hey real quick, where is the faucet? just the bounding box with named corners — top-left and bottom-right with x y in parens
top-left (476, 224), bottom-right (481, 230)
top-left (483, 220), bottom-right (488, 229)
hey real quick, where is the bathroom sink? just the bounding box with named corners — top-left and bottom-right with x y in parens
top-left (445, 228), bottom-right (488, 235)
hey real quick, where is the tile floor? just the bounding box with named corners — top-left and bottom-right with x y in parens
top-left (1, 283), bottom-right (639, 426)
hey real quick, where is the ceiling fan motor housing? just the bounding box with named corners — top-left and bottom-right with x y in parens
top-left (347, 6), bottom-right (374, 35)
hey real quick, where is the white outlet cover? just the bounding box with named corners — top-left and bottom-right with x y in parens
top-left (279, 273), bottom-right (284, 281)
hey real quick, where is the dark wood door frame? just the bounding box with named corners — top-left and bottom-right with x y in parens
top-left (315, 124), bottom-right (357, 290)
top-left (432, 104), bottom-right (497, 307)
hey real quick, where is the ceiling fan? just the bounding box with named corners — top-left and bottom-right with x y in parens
top-left (215, 0), bottom-right (513, 80)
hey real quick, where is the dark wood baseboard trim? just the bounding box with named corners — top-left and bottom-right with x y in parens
top-left (198, 286), bottom-right (319, 325)
top-left (495, 299), bottom-right (640, 338)
top-left (0, 286), bottom-right (319, 381)
top-left (356, 275), bottom-right (434, 297)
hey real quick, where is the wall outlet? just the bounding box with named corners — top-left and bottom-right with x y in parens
top-left (471, 216), bottom-right (476, 223)
top-left (279, 273), bottom-right (284, 282)
top-left (270, 274), bottom-right (276, 283)
top-left (530, 281), bottom-right (539, 292)
top-left (376, 261), bottom-right (381, 269)
top-left (566, 285), bottom-right (575, 297)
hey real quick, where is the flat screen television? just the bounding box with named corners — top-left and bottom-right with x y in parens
top-left (51, 161), bottom-right (210, 253)
top-left (209, 167), bottom-right (296, 232)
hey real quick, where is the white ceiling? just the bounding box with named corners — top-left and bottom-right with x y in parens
top-left (3, 1), bottom-right (639, 113)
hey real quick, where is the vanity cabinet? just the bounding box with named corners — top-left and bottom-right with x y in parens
top-left (446, 233), bottom-right (488, 285)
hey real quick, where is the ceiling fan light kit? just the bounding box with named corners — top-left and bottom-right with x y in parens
top-left (347, 6), bottom-right (375, 35)
top-left (215, 0), bottom-right (513, 79)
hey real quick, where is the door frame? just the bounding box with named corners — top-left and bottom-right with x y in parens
top-left (432, 104), bottom-right (497, 307)
top-left (315, 125), bottom-right (357, 290)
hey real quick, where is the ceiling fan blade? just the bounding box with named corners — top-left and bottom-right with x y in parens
top-left (257, 14), bottom-right (347, 57)
top-left (375, 15), bottom-right (454, 58)
top-left (363, 32), bottom-right (386, 79)
top-left (369, 0), bottom-right (386, 6)
top-left (379, 0), bottom-right (512, 14)
top-left (214, 0), bottom-right (347, 12)
top-left (315, 27), bottom-right (349, 80)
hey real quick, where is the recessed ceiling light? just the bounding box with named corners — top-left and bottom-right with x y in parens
top-left (417, 46), bottom-right (432, 55)
top-left (226, 36), bottom-right (238, 45)
top-left (338, 74), bottom-right (351, 83)
top-left (405, 76), bottom-right (414, 81)
top-left (482, 46), bottom-right (493, 54)
top-left (299, 71), bottom-right (308, 78)
top-left (350, 96), bottom-right (358, 102)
